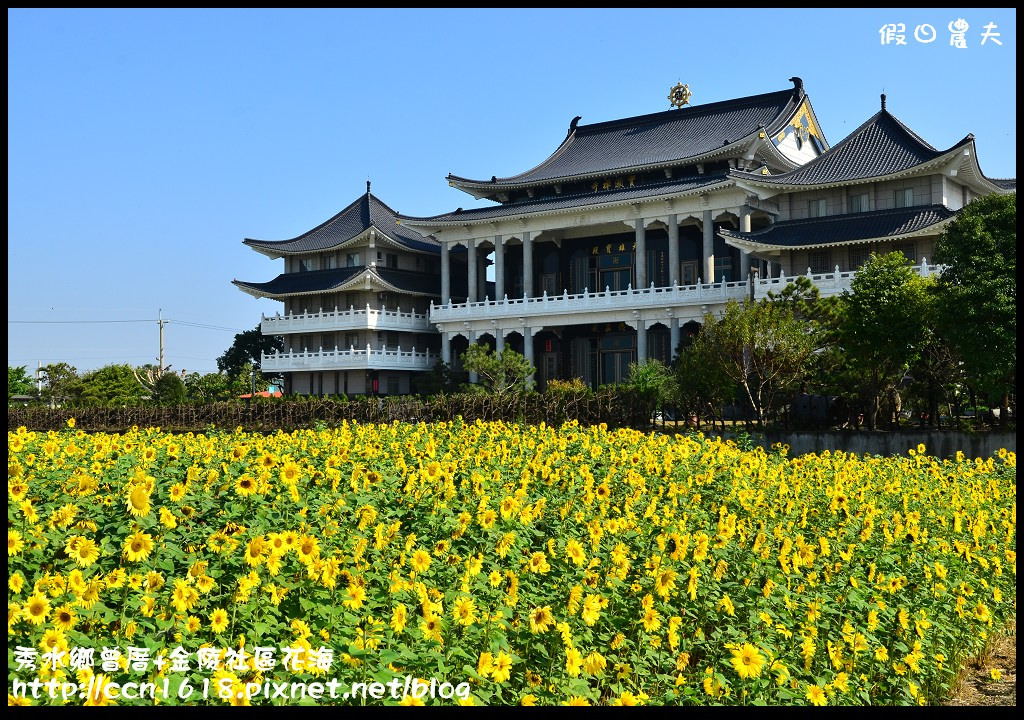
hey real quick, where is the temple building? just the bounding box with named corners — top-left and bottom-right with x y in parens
top-left (235, 78), bottom-right (1013, 395)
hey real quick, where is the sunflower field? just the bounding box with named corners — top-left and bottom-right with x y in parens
top-left (7, 420), bottom-right (1016, 706)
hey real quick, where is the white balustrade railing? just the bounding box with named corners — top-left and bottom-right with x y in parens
top-left (429, 260), bottom-right (941, 323)
top-left (262, 305), bottom-right (433, 334)
top-left (262, 345), bottom-right (435, 372)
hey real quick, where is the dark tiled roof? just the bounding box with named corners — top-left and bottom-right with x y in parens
top-left (989, 178), bottom-right (1017, 191)
top-left (448, 87), bottom-right (804, 188)
top-left (233, 267), bottom-right (363, 297)
top-left (732, 110), bottom-right (970, 187)
top-left (376, 268), bottom-right (440, 296)
top-left (234, 266), bottom-right (460, 299)
top-left (720, 204), bottom-right (957, 248)
top-left (244, 192), bottom-right (438, 255)
top-left (400, 175), bottom-right (729, 225)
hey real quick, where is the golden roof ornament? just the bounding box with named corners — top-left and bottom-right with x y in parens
top-left (668, 82), bottom-right (692, 109)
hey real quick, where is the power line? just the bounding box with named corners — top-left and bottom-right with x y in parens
top-left (167, 320), bottom-right (245, 332)
top-left (8, 319), bottom-right (154, 324)
top-left (9, 318), bottom-right (246, 332)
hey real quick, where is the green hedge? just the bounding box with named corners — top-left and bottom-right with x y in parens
top-left (7, 388), bottom-right (654, 433)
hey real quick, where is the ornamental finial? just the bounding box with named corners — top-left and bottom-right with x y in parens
top-left (668, 82), bottom-right (691, 109)
top-left (881, 93), bottom-right (887, 111)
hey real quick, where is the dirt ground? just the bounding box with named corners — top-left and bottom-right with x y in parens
top-left (943, 621), bottom-right (1016, 706)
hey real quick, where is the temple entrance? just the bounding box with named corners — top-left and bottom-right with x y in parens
top-left (601, 350), bottom-right (632, 385)
top-left (680, 260), bottom-right (699, 286)
top-left (600, 267), bottom-right (631, 292)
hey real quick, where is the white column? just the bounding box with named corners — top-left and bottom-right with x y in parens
top-left (668, 214), bottom-right (679, 286)
top-left (495, 331), bottom-right (505, 354)
top-left (739, 207), bottom-right (752, 280)
top-left (635, 218), bottom-right (647, 288)
top-left (522, 231), bottom-right (533, 299)
top-left (440, 242), bottom-right (451, 304)
top-left (670, 317), bottom-right (680, 359)
top-left (441, 331), bottom-right (451, 365)
top-left (467, 238), bottom-right (478, 303)
top-left (494, 235), bottom-right (505, 299)
top-left (523, 328), bottom-right (534, 386)
top-left (467, 330), bottom-right (478, 384)
top-left (702, 210), bottom-right (715, 283)
top-left (636, 322), bottom-right (647, 362)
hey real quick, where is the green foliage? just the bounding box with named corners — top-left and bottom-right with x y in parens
top-left (673, 334), bottom-right (735, 427)
top-left (622, 359), bottom-right (675, 421)
top-left (837, 252), bottom-right (929, 429)
top-left (8, 366), bottom-right (36, 401)
top-left (413, 360), bottom-right (466, 396)
top-left (933, 193), bottom-right (1016, 407)
top-left (460, 345), bottom-right (536, 396)
top-left (216, 324), bottom-right (284, 378)
top-left (76, 364), bottom-right (149, 407)
top-left (152, 371), bottom-right (187, 405)
top-left (689, 299), bottom-right (817, 428)
top-left (37, 362), bottom-right (80, 406)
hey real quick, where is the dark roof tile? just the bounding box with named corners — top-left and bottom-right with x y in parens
top-left (732, 110), bottom-right (969, 186)
top-left (244, 192), bottom-right (438, 255)
top-left (449, 87), bottom-right (804, 188)
top-left (720, 204), bottom-right (956, 248)
top-left (401, 175), bottom-right (728, 225)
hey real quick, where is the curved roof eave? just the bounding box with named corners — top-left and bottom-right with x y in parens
top-left (720, 213), bottom-right (956, 254)
top-left (447, 137), bottom-right (760, 195)
top-left (399, 178), bottom-right (735, 234)
top-left (731, 138), bottom-right (977, 195)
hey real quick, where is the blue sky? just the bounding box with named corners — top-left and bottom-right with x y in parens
top-left (8, 8), bottom-right (1017, 375)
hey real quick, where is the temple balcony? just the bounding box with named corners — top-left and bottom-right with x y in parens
top-left (261, 305), bottom-right (434, 335)
top-left (262, 345), bottom-right (437, 372)
top-left (430, 261), bottom-right (941, 328)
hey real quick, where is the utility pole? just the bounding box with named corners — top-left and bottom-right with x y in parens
top-left (36, 361), bottom-right (43, 394)
top-left (158, 309), bottom-right (166, 373)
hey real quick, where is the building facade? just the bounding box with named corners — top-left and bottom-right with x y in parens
top-left (236, 78), bottom-right (1013, 395)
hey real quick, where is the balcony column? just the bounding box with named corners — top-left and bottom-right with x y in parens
top-left (636, 321), bottom-right (648, 363)
top-left (494, 235), bottom-right (505, 299)
top-left (522, 231), bottom-right (533, 299)
top-left (523, 327), bottom-right (534, 387)
top-left (495, 329), bottom-right (505, 354)
top-left (668, 214), bottom-right (680, 286)
top-left (635, 218), bottom-right (647, 289)
top-left (467, 330), bottom-right (478, 384)
top-left (739, 207), bottom-right (752, 281)
top-left (670, 317), bottom-right (680, 359)
top-left (441, 331), bottom-right (451, 365)
top-left (478, 251), bottom-right (487, 301)
top-left (702, 209), bottom-right (715, 283)
top-left (467, 238), bottom-right (478, 303)
top-left (440, 241), bottom-right (451, 304)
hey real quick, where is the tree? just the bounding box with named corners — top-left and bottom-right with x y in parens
top-left (217, 324), bottom-right (284, 378)
top-left (622, 358), bottom-right (676, 426)
top-left (836, 252), bottom-right (929, 429)
top-left (412, 360), bottom-right (466, 396)
top-left (460, 345), bottom-right (535, 395)
top-left (8, 366), bottom-right (36, 401)
top-left (183, 371), bottom-right (235, 403)
top-left (673, 336), bottom-right (735, 430)
top-left (692, 298), bottom-right (817, 429)
top-left (933, 193), bottom-right (1016, 423)
top-left (152, 371), bottom-right (187, 405)
top-left (38, 362), bottom-right (80, 407)
top-left (76, 364), bottom-right (149, 406)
